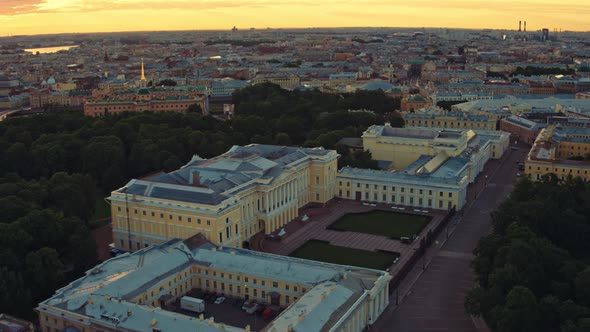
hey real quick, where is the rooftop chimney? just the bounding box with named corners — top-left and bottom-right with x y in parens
top-left (192, 171), bottom-right (200, 186)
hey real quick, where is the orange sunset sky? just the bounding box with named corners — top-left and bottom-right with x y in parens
top-left (0, 0), bottom-right (589, 36)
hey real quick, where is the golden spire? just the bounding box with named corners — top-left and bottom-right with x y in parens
top-left (140, 58), bottom-right (146, 81)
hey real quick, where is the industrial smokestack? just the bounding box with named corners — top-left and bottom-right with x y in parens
top-left (519, 21), bottom-right (522, 32)
top-left (524, 21), bottom-right (527, 32)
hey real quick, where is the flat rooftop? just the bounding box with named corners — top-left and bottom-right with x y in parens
top-left (39, 235), bottom-right (389, 332)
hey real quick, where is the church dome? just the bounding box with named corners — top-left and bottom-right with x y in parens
top-left (47, 77), bottom-right (56, 85)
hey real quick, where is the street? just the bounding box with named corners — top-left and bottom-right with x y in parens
top-left (372, 145), bottom-right (529, 331)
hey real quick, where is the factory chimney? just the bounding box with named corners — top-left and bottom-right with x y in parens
top-left (524, 21), bottom-right (527, 32)
top-left (519, 21), bottom-right (522, 32)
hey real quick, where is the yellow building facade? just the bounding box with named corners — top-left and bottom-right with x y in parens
top-left (110, 145), bottom-right (338, 252)
top-left (363, 125), bottom-right (508, 171)
top-left (525, 126), bottom-right (590, 181)
top-left (38, 235), bottom-right (391, 332)
top-left (344, 125), bottom-right (509, 210)
top-left (403, 112), bottom-right (497, 131)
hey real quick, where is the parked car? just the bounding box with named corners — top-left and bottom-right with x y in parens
top-left (262, 308), bottom-right (275, 320)
top-left (244, 303), bottom-right (259, 315)
top-left (241, 300), bottom-right (252, 311)
top-left (255, 304), bottom-right (266, 315)
top-left (214, 296), bottom-right (226, 305)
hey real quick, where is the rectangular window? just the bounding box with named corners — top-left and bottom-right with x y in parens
top-left (286, 296), bottom-right (290, 304)
top-left (253, 289), bottom-right (257, 297)
top-left (207, 220), bottom-right (210, 226)
top-left (219, 232), bottom-right (222, 242)
top-left (273, 282), bottom-right (278, 288)
top-left (151, 212), bottom-right (155, 217)
top-left (178, 216), bottom-right (182, 221)
top-left (142, 211), bottom-right (146, 216)
top-left (187, 217), bottom-right (191, 223)
top-left (285, 284), bottom-right (289, 290)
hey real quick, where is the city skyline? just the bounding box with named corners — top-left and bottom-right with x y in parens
top-left (1, 0), bottom-right (590, 36)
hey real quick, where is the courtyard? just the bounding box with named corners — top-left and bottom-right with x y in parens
top-left (260, 200), bottom-right (446, 277)
top-left (289, 239), bottom-right (399, 270)
top-left (327, 210), bottom-right (431, 239)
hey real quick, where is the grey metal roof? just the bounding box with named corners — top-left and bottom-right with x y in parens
top-left (114, 144), bottom-right (337, 207)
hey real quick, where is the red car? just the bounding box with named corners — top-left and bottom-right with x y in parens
top-left (262, 308), bottom-right (274, 320)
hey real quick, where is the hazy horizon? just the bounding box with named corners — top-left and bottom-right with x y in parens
top-left (1, 0), bottom-right (589, 36)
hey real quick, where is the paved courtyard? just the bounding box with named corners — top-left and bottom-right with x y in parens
top-left (261, 200), bottom-right (447, 275)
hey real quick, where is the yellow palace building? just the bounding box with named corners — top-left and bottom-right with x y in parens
top-left (525, 125), bottom-right (590, 181)
top-left (38, 234), bottom-right (391, 332)
top-left (334, 125), bottom-right (509, 211)
top-left (109, 145), bottom-right (338, 251)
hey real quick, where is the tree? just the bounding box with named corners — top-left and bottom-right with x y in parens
top-left (157, 79), bottom-right (177, 86)
top-left (496, 286), bottom-right (540, 332)
top-left (24, 247), bottom-right (64, 301)
top-left (187, 103), bottom-right (202, 113)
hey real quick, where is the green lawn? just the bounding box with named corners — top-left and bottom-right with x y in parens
top-left (328, 211), bottom-right (430, 239)
top-left (289, 240), bottom-right (398, 270)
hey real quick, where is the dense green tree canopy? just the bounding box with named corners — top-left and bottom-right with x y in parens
top-left (0, 83), bottom-right (402, 319)
top-left (467, 177), bottom-right (590, 332)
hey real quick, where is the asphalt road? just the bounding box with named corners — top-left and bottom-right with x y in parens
top-left (373, 146), bottom-right (529, 332)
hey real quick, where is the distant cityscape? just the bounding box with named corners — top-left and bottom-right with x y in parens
top-left (1, 25), bottom-right (590, 332)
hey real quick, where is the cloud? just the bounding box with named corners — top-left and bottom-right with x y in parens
top-left (0, 0), bottom-right (45, 15)
top-left (0, 0), bottom-right (318, 16)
